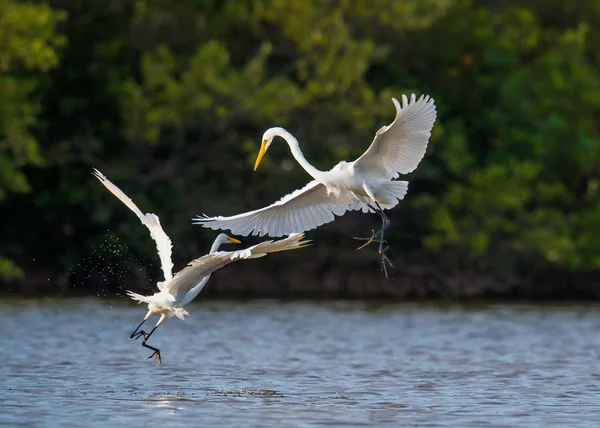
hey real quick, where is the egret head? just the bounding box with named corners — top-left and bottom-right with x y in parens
top-left (228, 236), bottom-right (241, 244)
top-left (211, 233), bottom-right (241, 254)
top-left (254, 127), bottom-right (282, 171)
top-left (219, 233), bottom-right (241, 245)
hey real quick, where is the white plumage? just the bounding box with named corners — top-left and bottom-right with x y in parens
top-left (93, 168), bottom-right (310, 362)
top-left (195, 181), bottom-right (351, 238)
top-left (92, 169), bottom-right (174, 282)
top-left (193, 94), bottom-right (436, 238)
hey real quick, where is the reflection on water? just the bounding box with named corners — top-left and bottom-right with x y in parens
top-left (2, 298), bottom-right (600, 426)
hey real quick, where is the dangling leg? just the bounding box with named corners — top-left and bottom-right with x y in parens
top-left (374, 202), bottom-right (393, 278)
top-left (354, 204), bottom-right (383, 248)
top-left (371, 202), bottom-right (393, 277)
top-left (374, 202), bottom-right (391, 250)
top-left (130, 318), bottom-right (146, 338)
top-left (354, 202), bottom-right (394, 277)
top-left (130, 310), bottom-right (152, 340)
top-left (354, 203), bottom-right (391, 247)
top-left (140, 325), bottom-right (161, 363)
top-left (140, 314), bottom-right (166, 364)
top-left (352, 185), bottom-right (387, 250)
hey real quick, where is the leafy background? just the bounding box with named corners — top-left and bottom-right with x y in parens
top-left (1, 0), bottom-right (599, 299)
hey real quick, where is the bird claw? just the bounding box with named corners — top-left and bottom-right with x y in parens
top-left (148, 350), bottom-right (162, 364)
top-left (355, 224), bottom-right (394, 278)
top-left (377, 244), bottom-right (394, 279)
top-left (353, 230), bottom-right (385, 250)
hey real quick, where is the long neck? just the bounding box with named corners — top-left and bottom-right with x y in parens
top-left (277, 129), bottom-right (328, 182)
top-left (209, 238), bottom-right (224, 254)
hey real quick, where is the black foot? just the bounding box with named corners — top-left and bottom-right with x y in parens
top-left (132, 330), bottom-right (149, 341)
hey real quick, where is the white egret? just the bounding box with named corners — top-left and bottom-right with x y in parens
top-left (93, 169), bottom-right (309, 363)
top-left (194, 94), bottom-right (437, 276)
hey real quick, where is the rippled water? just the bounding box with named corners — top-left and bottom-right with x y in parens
top-left (2, 298), bottom-right (600, 426)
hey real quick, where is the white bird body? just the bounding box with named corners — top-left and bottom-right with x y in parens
top-left (123, 233), bottom-right (236, 323)
top-left (194, 94), bottom-right (436, 237)
top-left (92, 168), bottom-right (309, 361)
top-left (123, 232), bottom-right (309, 327)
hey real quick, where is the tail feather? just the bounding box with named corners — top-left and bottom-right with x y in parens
top-left (126, 290), bottom-right (151, 304)
top-left (126, 290), bottom-right (188, 319)
top-left (352, 181), bottom-right (409, 213)
top-left (380, 180), bottom-right (409, 207)
top-left (172, 307), bottom-right (189, 320)
top-left (126, 289), bottom-right (176, 305)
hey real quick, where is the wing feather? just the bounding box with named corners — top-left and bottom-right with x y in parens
top-left (92, 169), bottom-right (174, 282)
top-left (193, 181), bottom-right (353, 237)
top-left (354, 94), bottom-right (437, 179)
top-left (167, 233), bottom-right (311, 297)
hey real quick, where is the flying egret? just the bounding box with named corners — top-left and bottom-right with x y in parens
top-left (93, 169), bottom-right (310, 363)
top-left (194, 94), bottom-right (437, 276)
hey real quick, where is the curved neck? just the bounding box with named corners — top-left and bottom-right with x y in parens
top-left (209, 238), bottom-right (224, 254)
top-left (277, 128), bottom-right (328, 182)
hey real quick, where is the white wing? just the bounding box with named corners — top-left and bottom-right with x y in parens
top-left (167, 233), bottom-right (310, 298)
top-left (177, 275), bottom-right (210, 307)
top-left (92, 168), bottom-right (174, 282)
top-left (353, 94), bottom-right (437, 179)
top-left (193, 181), bottom-right (353, 237)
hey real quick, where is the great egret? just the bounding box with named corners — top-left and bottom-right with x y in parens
top-left (93, 169), bottom-right (309, 363)
top-left (194, 94), bottom-right (437, 276)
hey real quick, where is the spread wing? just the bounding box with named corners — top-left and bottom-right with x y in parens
top-left (353, 94), bottom-right (437, 179)
top-left (167, 233), bottom-right (311, 298)
top-left (193, 181), bottom-right (353, 237)
top-left (92, 168), bottom-right (174, 282)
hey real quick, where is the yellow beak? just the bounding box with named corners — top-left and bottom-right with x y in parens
top-left (227, 237), bottom-right (241, 244)
top-left (254, 140), bottom-right (268, 171)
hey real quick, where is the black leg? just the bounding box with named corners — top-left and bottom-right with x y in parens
top-left (354, 203), bottom-right (389, 246)
top-left (354, 204), bottom-right (383, 248)
top-left (130, 318), bottom-right (147, 339)
top-left (132, 329), bottom-right (151, 341)
top-left (140, 325), bottom-right (162, 364)
top-left (373, 202), bottom-right (393, 278)
top-left (374, 202), bottom-right (390, 243)
top-left (353, 202), bottom-right (394, 278)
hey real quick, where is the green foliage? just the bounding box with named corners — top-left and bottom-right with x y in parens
top-left (412, 4), bottom-right (600, 273)
top-left (0, 0), bottom-right (65, 279)
top-left (0, 256), bottom-right (23, 280)
top-left (0, 0), bottom-right (66, 190)
top-left (1, 0), bottom-right (599, 289)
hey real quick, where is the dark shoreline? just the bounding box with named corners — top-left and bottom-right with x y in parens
top-left (4, 264), bottom-right (599, 301)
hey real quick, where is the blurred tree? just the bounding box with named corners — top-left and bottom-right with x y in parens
top-left (411, 5), bottom-right (600, 277)
top-left (1, 0), bottom-right (599, 296)
top-left (0, 0), bottom-right (65, 279)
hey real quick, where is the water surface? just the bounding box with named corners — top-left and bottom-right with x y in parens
top-left (2, 298), bottom-right (600, 426)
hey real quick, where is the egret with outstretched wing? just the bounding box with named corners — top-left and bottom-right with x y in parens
top-left (194, 94), bottom-right (436, 276)
top-left (93, 169), bottom-right (310, 363)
